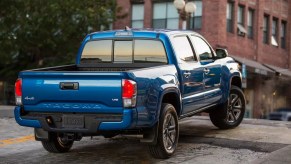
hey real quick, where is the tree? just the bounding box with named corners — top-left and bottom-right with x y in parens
top-left (0, 0), bottom-right (123, 82)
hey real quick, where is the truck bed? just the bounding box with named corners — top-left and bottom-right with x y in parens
top-left (28, 63), bottom-right (167, 72)
top-left (18, 63), bottom-right (173, 114)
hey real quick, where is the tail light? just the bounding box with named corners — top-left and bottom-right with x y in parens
top-left (122, 79), bottom-right (137, 108)
top-left (15, 78), bottom-right (22, 105)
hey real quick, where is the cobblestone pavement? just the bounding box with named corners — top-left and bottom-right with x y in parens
top-left (2, 117), bottom-right (283, 164)
top-left (0, 137), bottom-right (267, 164)
top-left (0, 118), bottom-right (33, 140)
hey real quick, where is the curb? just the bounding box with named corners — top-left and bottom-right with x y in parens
top-left (0, 106), bottom-right (15, 118)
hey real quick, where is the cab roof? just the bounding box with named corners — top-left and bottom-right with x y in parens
top-left (88, 28), bottom-right (202, 40)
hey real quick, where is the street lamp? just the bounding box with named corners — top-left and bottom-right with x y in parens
top-left (173, 0), bottom-right (196, 30)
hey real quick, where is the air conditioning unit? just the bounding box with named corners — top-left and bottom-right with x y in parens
top-left (237, 24), bottom-right (247, 37)
top-left (238, 30), bottom-right (246, 37)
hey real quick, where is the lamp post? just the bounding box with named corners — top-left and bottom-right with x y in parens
top-left (173, 0), bottom-right (196, 30)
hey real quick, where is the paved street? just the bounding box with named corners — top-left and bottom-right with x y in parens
top-left (1, 110), bottom-right (291, 163)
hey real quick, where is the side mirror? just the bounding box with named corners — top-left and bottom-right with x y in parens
top-left (215, 48), bottom-right (228, 59)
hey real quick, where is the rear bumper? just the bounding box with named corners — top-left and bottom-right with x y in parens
top-left (14, 106), bottom-right (135, 132)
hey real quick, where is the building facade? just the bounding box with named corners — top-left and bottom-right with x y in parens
top-left (114, 0), bottom-right (291, 118)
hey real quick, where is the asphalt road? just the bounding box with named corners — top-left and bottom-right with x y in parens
top-left (1, 115), bottom-right (291, 164)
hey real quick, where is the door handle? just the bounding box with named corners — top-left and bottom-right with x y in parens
top-left (60, 82), bottom-right (79, 90)
top-left (184, 72), bottom-right (191, 78)
top-left (204, 68), bottom-right (210, 74)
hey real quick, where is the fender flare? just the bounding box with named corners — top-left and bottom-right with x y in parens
top-left (222, 74), bottom-right (242, 103)
top-left (157, 87), bottom-right (182, 121)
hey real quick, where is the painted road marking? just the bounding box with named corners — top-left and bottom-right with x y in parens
top-left (0, 135), bottom-right (34, 147)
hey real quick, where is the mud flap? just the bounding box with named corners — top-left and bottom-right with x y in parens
top-left (140, 122), bottom-right (159, 145)
top-left (35, 128), bottom-right (50, 141)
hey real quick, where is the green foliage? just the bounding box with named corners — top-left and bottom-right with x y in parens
top-left (0, 0), bottom-right (122, 82)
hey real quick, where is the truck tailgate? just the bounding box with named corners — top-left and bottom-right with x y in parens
top-left (20, 72), bottom-right (125, 113)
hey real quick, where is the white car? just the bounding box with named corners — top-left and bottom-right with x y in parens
top-left (268, 108), bottom-right (291, 121)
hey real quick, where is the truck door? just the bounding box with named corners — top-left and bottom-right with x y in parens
top-left (171, 35), bottom-right (205, 114)
top-left (190, 35), bottom-right (222, 105)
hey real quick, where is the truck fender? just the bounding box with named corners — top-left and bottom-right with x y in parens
top-left (221, 73), bottom-right (242, 104)
top-left (157, 87), bottom-right (182, 119)
top-left (141, 87), bottom-right (181, 145)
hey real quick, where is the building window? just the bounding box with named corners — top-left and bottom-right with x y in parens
top-left (263, 15), bottom-right (269, 44)
top-left (153, 2), bottom-right (179, 29)
top-left (281, 21), bottom-right (287, 49)
top-left (189, 0), bottom-right (202, 30)
top-left (131, 4), bottom-right (144, 28)
top-left (226, 2), bottom-right (234, 33)
top-left (247, 9), bottom-right (254, 38)
top-left (271, 18), bottom-right (278, 46)
top-left (237, 5), bottom-right (246, 36)
top-left (237, 5), bottom-right (244, 25)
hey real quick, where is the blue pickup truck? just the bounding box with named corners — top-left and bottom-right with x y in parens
top-left (14, 29), bottom-right (245, 159)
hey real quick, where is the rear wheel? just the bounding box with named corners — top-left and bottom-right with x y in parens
top-left (209, 86), bottom-right (245, 129)
top-left (41, 133), bottom-right (74, 153)
top-left (148, 103), bottom-right (179, 159)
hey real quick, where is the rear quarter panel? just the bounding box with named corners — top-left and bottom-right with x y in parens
top-left (128, 65), bottom-right (179, 127)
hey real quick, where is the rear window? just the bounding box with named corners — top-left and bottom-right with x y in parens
top-left (81, 40), bottom-right (112, 63)
top-left (81, 39), bottom-right (167, 64)
top-left (114, 41), bottom-right (133, 63)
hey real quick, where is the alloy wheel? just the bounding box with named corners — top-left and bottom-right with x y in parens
top-left (226, 93), bottom-right (242, 123)
top-left (162, 113), bottom-right (177, 152)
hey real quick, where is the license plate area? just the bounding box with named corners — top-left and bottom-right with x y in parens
top-left (62, 115), bottom-right (84, 128)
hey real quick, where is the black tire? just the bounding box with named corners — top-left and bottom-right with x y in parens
top-left (41, 133), bottom-right (74, 153)
top-left (148, 103), bottom-right (179, 159)
top-left (209, 85), bottom-right (245, 129)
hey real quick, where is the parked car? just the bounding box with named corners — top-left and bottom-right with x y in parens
top-left (14, 29), bottom-right (245, 158)
top-left (268, 107), bottom-right (291, 121)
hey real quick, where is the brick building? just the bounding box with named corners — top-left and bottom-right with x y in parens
top-left (114, 0), bottom-right (291, 118)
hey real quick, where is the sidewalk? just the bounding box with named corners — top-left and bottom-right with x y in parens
top-left (0, 105), bottom-right (15, 118)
